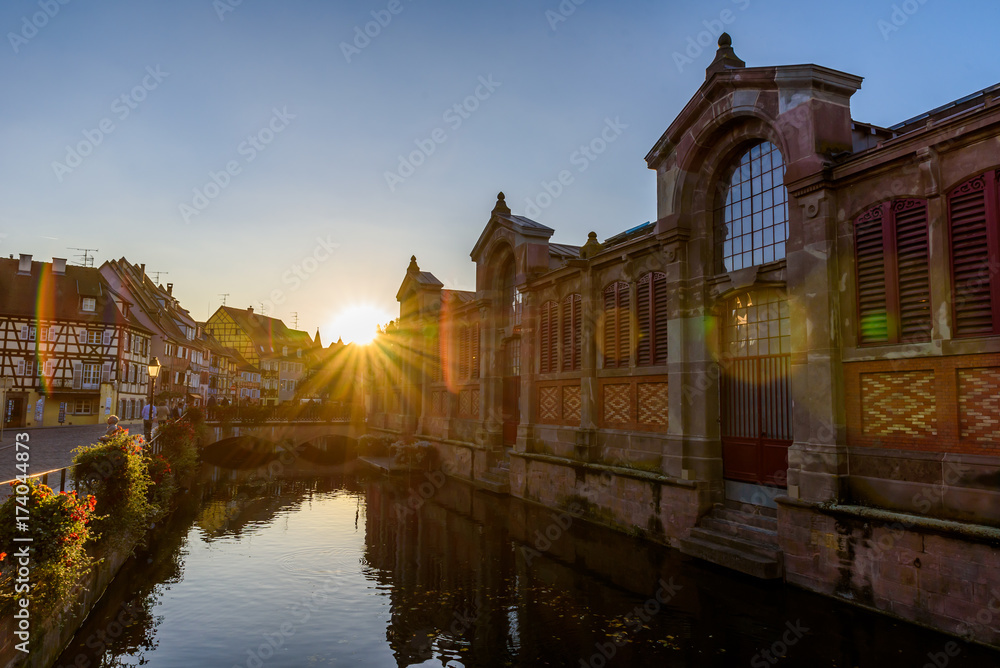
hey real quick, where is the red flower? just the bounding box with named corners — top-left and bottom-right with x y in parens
top-left (0, 552), bottom-right (6, 562)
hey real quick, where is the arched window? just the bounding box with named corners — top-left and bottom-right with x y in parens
top-left (561, 294), bottom-right (582, 372)
top-left (855, 199), bottom-right (931, 344)
top-left (603, 281), bottom-right (630, 369)
top-left (948, 172), bottom-right (1000, 337)
top-left (716, 141), bottom-right (788, 272)
top-left (499, 259), bottom-right (521, 327)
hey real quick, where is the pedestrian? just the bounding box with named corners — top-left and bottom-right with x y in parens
top-left (99, 415), bottom-right (123, 442)
top-left (141, 403), bottom-right (157, 443)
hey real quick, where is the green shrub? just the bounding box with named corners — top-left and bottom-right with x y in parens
top-left (73, 432), bottom-right (153, 545)
top-left (155, 419), bottom-right (200, 480)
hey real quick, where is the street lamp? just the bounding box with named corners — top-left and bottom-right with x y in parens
top-left (146, 357), bottom-right (161, 443)
top-left (0, 376), bottom-right (14, 443)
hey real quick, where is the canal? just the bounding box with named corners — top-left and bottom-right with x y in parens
top-left (55, 457), bottom-right (1000, 667)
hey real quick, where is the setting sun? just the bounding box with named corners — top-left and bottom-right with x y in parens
top-left (327, 303), bottom-right (394, 345)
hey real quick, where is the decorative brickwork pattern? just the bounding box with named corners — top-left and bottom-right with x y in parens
top-left (603, 383), bottom-right (631, 425)
top-left (637, 382), bottom-right (668, 427)
top-left (459, 387), bottom-right (479, 418)
top-left (430, 390), bottom-right (443, 416)
top-left (958, 367), bottom-right (1000, 442)
top-left (563, 385), bottom-right (581, 424)
top-left (539, 386), bottom-right (559, 422)
top-left (860, 370), bottom-right (937, 438)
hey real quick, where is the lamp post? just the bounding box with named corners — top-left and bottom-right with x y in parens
top-left (146, 357), bottom-right (161, 443)
top-left (0, 376), bottom-right (14, 443)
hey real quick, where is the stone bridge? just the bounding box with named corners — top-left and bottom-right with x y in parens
top-left (202, 419), bottom-right (365, 452)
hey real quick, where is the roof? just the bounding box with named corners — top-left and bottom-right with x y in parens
top-left (602, 221), bottom-right (654, 250)
top-left (889, 81), bottom-right (1000, 134)
top-left (549, 243), bottom-right (581, 259)
top-left (442, 289), bottom-right (476, 304)
top-left (0, 256), bottom-right (150, 332)
top-left (217, 306), bottom-right (317, 353)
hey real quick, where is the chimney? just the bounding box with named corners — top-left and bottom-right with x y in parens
top-left (17, 254), bottom-right (32, 276)
top-left (167, 283), bottom-right (173, 296)
top-left (247, 306), bottom-right (254, 314)
top-left (52, 257), bottom-right (67, 275)
top-left (139, 263), bottom-right (146, 278)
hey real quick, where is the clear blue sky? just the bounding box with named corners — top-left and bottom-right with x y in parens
top-left (1, 0), bottom-right (996, 341)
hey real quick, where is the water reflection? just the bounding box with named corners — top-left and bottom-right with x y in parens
top-left (56, 461), bottom-right (1000, 668)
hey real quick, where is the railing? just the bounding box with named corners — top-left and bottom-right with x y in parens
top-left (204, 403), bottom-right (355, 424)
top-left (0, 412), bottom-right (188, 497)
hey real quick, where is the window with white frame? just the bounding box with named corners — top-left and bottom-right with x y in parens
top-left (82, 363), bottom-right (100, 389)
top-left (81, 297), bottom-right (96, 312)
top-left (87, 330), bottom-right (101, 344)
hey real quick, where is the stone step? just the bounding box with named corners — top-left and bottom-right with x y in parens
top-left (699, 517), bottom-right (779, 548)
top-left (712, 507), bottom-right (779, 531)
top-left (678, 534), bottom-right (783, 580)
top-left (477, 471), bottom-right (509, 494)
top-left (687, 527), bottom-right (781, 561)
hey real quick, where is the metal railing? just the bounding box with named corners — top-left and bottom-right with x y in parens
top-left (0, 412), bottom-right (188, 497)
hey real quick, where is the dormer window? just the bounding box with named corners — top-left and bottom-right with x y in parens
top-left (81, 297), bottom-right (96, 312)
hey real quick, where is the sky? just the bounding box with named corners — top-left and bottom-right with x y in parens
top-left (1, 0), bottom-right (997, 343)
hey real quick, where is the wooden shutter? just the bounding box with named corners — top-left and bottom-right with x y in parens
top-left (49, 327), bottom-right (56, 342)
top-left (19, 325), bottom-right (28, 340)
top-left (855, 204), bottom-right (889, 344)
top-left (562, 294), bottom-right (581, 372)
top-left (893, 200), bottom-right (931, 342)
top-left (101, 362), bottom-right (112, 383)
top-left (72, 361), bottom-right (83, 389)
top-left (44, 360), bottom-right (53, 376)
top-left (16, 359), bottom-right (25, 376)
top-left (653, 273), bottom-right (668, 365)
top-left (539, 300), bottom-right (557, 374)
top-left (637, 273), bottom-right (667, 366)
top-left (78, 330), bottom-right (87, 345)
top-left (103, 330), bottom-right (112, 346)
top-left (949, 173), bottom-right (998, 337)
top-left (603, 282), bottom-right (630, 368)
top-left (459, 325), bottom-right (469, 379)
top-left (471, 322), bottom-right (480, 379)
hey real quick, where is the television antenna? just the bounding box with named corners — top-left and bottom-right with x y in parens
top-left (291, 312), bottom-right (299, 329)
top-left (219, 293), bottom-right (230, 306)
top-left (68, 247), bottom-right (99, 267)
top-left (150, 271), bottom-right (169, 284)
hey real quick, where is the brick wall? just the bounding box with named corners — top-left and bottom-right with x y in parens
top-left (845, 353), bottom-right (1000, 456)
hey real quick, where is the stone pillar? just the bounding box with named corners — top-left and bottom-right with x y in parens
top-left (477, 304), bottom-right (503, 449)
top-left (577, 265), bottom-right (598, 460)
top-left (516, 290), bottom-right (537, 454)
top-left (785, 189), bottom-right (847, 502)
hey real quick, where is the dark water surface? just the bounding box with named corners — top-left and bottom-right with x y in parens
top-left (54, 462), bottom-right (1000, 667)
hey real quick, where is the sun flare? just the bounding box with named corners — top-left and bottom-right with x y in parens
top-left (327, 303), bottom-right (394, 345)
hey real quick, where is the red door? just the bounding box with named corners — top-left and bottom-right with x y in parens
top-left (721, 354), bottom-right (792, 486)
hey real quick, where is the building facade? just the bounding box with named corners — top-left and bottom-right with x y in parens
top-left (1, 255), bottom-right (152, 428)
top-left (368, 37), bottom-right (1000, 646)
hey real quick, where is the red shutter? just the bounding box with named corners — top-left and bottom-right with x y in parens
top-left (471, 322), bottom-right (480, 379)
top-left (855, 204), bottom-right (889, 344)
top-left (653, 273), bottom-right (668, 365)
top-left (949, 174), bottom-right (997, 337)
top-left (636, 275), bottom-right (652, 366)
top-left (603, 285), bottom-right (617, 368)
top-left (539, 302), bottom-right (551, 373)
top-left (562, 294), bottom-right (582, 372)
top-left (618, 284), bottom-right (630, 367)
top-left (893, 199), bottom-right (931, 342)
top-left (459, 325), bottom-right (469, 379)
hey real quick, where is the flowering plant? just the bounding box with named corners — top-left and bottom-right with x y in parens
top-left (0, 479), bottom-right (97, 612)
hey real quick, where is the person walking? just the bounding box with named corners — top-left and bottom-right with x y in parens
top-left (142, 402), bottom-right (157, 443)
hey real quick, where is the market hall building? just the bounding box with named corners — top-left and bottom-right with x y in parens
top-left (366, 35), bottom-right (1000, 645)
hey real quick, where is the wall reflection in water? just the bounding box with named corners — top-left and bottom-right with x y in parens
top-left (55, 462), bottom-right (1000, 668)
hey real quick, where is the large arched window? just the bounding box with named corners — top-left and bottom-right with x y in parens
top-left (715, 141), bottom-right (788, 273)
top-left (499, 259), bottom-right (521, 327)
